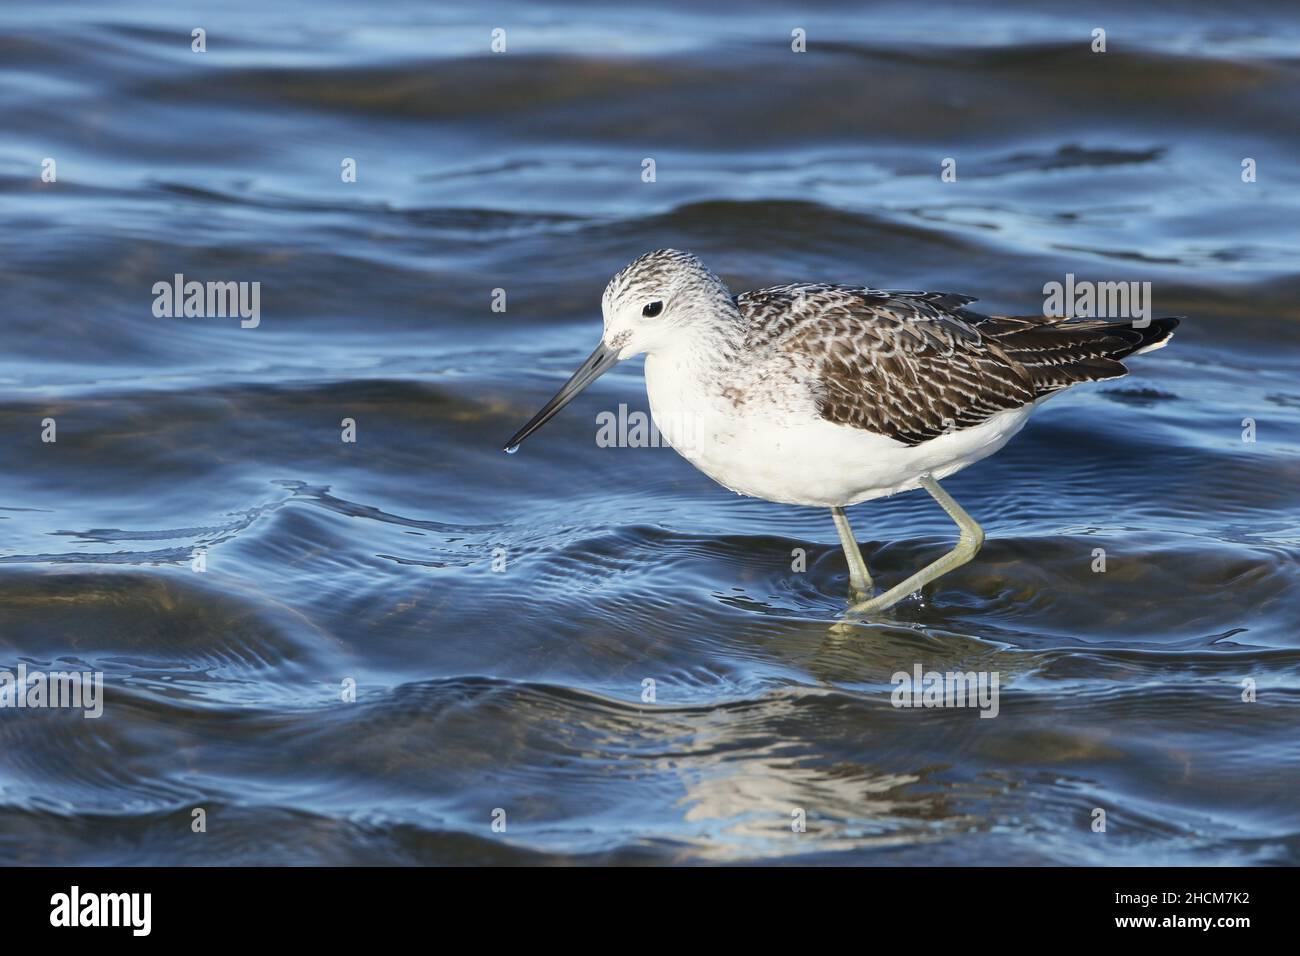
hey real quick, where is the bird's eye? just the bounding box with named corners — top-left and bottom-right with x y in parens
top-left (642, 301), bottom-right (664, 318)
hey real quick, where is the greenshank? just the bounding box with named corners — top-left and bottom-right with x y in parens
top-left (504, 249), bottom-right (1178, 614)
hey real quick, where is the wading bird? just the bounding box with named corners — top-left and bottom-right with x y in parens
top-left (505, 249), bottom-right (1178, 614)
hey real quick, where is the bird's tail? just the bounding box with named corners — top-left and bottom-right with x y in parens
top-left (1122, 316), bottom-right (1180, 356)
top-left (981, 315), bottom-right (1181, 398)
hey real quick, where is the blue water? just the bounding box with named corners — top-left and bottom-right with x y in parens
top-left (1, 0), bottom-right (1298, 864)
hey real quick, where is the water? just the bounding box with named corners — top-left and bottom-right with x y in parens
top-left (2, 0), bottom-right (1298, 865)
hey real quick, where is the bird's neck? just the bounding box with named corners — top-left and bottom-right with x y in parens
top-left (655, 301), bottom-right (747, 380)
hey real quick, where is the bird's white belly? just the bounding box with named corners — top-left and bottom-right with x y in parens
top-left (646, 364), bottom-right (1033, 507)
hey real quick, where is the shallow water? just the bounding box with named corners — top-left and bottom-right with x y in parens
top-left (1, 0), bottom-right (1298, 864)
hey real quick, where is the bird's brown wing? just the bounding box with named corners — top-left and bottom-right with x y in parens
top-left (737, 284), bottom-right (1176, 446)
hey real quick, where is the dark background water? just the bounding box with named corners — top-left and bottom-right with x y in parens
top-left (1, 0), bottom-right (1298, 864)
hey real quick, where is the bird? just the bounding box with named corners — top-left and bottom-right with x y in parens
top-left (504, 249), bottom-right (1179, 614)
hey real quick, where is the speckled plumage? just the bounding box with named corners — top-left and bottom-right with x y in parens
top-left (612, 250), bottom-right (1178, 505)
top-left (510, 249), bottom-right (1178, 508)
top-left (733, 282), bottom-right (1178, 445)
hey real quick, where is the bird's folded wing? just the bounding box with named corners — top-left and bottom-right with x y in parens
top-left (739, 284), bottom-right (1038, 446)
top-left (739, 284), bottom-right (1178, 446)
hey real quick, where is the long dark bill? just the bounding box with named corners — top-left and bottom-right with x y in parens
top-left (503, 342), bottom-right (621, 452)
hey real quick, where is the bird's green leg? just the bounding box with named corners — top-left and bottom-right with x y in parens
top-left (830, 505), bottom-right (874, 600)
top-left (847, 475), bottom-right (984, 615)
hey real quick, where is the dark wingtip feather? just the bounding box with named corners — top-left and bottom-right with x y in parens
top-left (1124, 316), bottom-right (1180, 357)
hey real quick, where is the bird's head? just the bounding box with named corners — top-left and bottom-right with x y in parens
top-left (503, 249), bottom-right (733, 452)
top-left (598, 248), bottom-right (733, 359)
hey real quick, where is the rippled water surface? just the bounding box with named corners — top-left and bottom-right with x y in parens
top-left (2, 0), bottom-right (1299, 864)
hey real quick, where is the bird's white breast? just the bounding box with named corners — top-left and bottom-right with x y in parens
top-left (644, 351), bottom-right (1034, 507)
